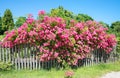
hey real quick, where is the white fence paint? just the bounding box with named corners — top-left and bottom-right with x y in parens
top-left (0, 44), bottom-right (119, 70)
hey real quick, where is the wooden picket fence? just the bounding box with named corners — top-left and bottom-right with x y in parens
top-left (0, 43), bottom-right (119, 70)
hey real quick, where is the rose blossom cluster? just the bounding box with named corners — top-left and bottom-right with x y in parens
top-left (65, 70), bottom-right (74, 78)
top-left (1, 10), bottom-right (116, 65)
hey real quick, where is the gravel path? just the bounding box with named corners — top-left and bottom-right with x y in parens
top-left (101, 71), bottom-right (120, 78)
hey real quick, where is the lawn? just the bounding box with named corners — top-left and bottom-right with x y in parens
top-left (0, 61), bottom-right (120, 78)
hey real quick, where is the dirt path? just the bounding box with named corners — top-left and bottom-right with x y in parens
top-left (101, 71), bottom-right (120, 78)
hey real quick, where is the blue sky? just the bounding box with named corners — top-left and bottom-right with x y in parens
top-left (0, 0), bottom-right (120, 25)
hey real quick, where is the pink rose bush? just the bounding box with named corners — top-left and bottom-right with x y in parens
top-left (65, 70), bottom-right (74, 78)
top-left (1, 11), bottom-right (116, 66)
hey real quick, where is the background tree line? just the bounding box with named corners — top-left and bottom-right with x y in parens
top-left (0, 6), bottom-right (94, 35)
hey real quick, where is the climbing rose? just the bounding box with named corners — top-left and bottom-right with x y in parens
top-left (38, 10), bottom-right (45, 15)
top-left (1, 10), bottom-right (117, 66)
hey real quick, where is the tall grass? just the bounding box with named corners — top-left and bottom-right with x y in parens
top-left (74, 61), bottom-right (120, 78)
top-left (0, 61), bottom-right (120, 78)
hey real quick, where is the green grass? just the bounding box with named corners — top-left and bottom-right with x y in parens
top-left (0, 61), bottom-right (120, 78)
top-left (74, 61), bottom-right (120, 78)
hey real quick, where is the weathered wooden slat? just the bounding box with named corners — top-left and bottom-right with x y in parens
top-left (0, 43), bottom-right (118, 70)
top-left (35, 46), bottom-right (37, 69)
top-left (6, 47), bottom-right (8, 63)
top-left (14, 46), bottom-right (18, 70)
top-left (24, 45), bottom-right (27, 70)
top-left (11, 47), bottom-right (14, 65)
top-left (33, 46), bottom-right (35, 70)
top-left (3, 47), bottom-right (5, 62)
top-left (23, 58), bottom-right (25, 69)
top-left (30, 45), bottom-right (32, 70)
top-left (0, 45), bottom-right (2, 61)
top-left (39, 60), bottom-right (41, 69)
top-left (21, 58), bottom-right (23, 69)
top-left (15, 59), bottom-right (17, 70)
top-left (17, 45), bottom-right (20, 70)
top-left (35, 56), bottom-right (38, 70)
top-left (96, 49), bottom-right (98, 64)
top-left (8, 47), bottom-right (11, 62)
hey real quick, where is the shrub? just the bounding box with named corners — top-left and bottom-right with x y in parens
top-left (0, 61), bottom-right (13, 71)
top-left (1, 10), bottom-right (117, 66)
top-left (65, 70), bottom-right (74, 78)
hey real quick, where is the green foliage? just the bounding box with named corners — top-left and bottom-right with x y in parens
top-left (15, 17), bottom-right (26, 28)
top-left (110, 21), bottom-right (120, 36)
top-left (0, 35), bottom-right (5, 40)
top-left (75, 13), bottom-right (93, 22)
top-left (99, 21), bottom-right (112, 33)
top-left (50, 6), bottom-right (94, 22)
top-left (0, 17), bottom-right (1, 25)
top-left (110, 21), bottom-right (120, 54)
top-left (2, 9), bottom-right (14, 32)
top-left (99, 21), bottom-right (109, 28)
top-left (49, 6), bottom-right (94, 27)
top-left (0, 61), bottom-right (13, 71)
top-left (116, 37), bottom-right (120, 54)
top-left (50, 6), bottom-right (73, 21)
top-left (0, 16), bottom-right (4, 35)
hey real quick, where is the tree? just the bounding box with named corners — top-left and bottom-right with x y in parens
top-left (0, 17), bottom-right (1, 26)
top-left (15, 17), bottom-right (26, 28)
top-left (99, 21), bottom-right (111, 33)
top-left (110, 21), bottom-right (120, 54)
top-left (50, 6), bottom-right (74, 21)
top-left (111, 21), bottom-right (120, 32)
top-left (99, 21), bottom-right (109, 28)
top-left (50, 6), bottom-right (93, 23)
top-left (75, 14), bottom-right (93, 22)
top-left (0, 16), bottom-right (3, 34)
top-left (110, 21), bottom-right (120, 36)
top-left (2, 9), bottom-right (14, 32)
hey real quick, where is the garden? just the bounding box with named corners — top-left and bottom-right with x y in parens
top-left (0, 6), bottom-right (120, 78)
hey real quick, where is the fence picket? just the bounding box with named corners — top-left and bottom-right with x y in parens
top-left (12, 47), bottom-right (14, 65)
top-left (15, 58), bottom-right (17, 69)
top-left (39, 60), bottom-right (41, 69)
top-left (0, 45), bottom-right (1, 61)
top-left (8, 47), bottom-right (11, 62)
top-left (0, 44), bottom-right (119, 70)
top-left (17, 45), bottom-right (20, 70)
top-left (6, 47), bottom-right (8, 63)
top-left (30, 45), bottom-right (32, 70)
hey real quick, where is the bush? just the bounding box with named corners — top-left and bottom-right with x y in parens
top-left (117, 37), bottom-right (120, 53)
top-left (0, 61), bottom-right (13, 71)
top-left (1, 10), bottom-right (117, 66)
top-left (65, 70), bottom-right (74, 78)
